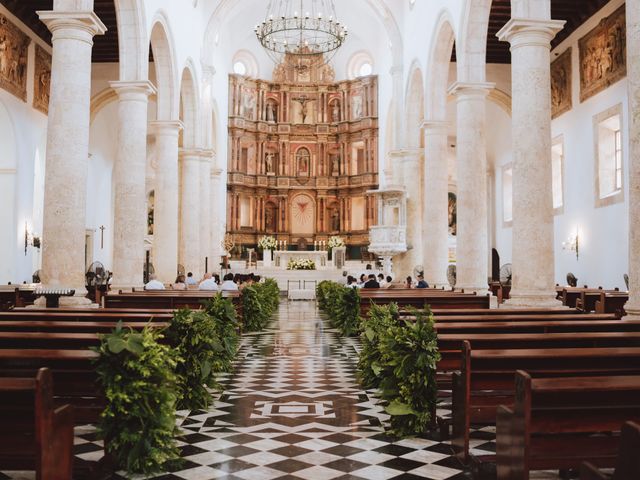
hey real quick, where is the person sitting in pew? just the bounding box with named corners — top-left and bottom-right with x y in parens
top-left (185, 272), bottom-right (197, 286)
top-left (346, 276), bottom-right (358, 288)
top-left (363, 274), bottom-right (380, 289)
top-left (220, 273), bottom-right (239, 292)
top-left (199, 273), bottom-right (219, 291)
top-left (172, 275), bottom-right (187, 290)
top-left (144, 274), bottom-right (165, 290)
top-left (404, 276), bottom-right (414, 288)
top-left (416, 274), bottom-right (429, 289)
top-left (378, 274), bottom-right (387, 288)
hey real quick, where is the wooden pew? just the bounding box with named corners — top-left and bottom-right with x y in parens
top-left (0, 331), bottom-right (102, 349)
top-left (451, 343), bottom-right (640, 465)
top-left (359, 289), bottom-right (490, 316)
top-left (429, 313), bottom-right (619, 323)
top-left (417, 308), bottom-right (581, 317)
top-left (0, 368), bottom-right (74, 480)
top-left (577, 288), bottom-right (622, 313)
top-left (0, 285), bottom-right (38, 310)
top-left (435, 319), bottom-right (640, 335)
top-left (595, 291), bottom-right (629, 317)
top-left (562, 287), bottom-right (600, 308)
top-left (0, 321), bottom-right (165, 333)
top-left (0, 311), bottom-right (172, 323)
top-left (580, 421), bottom-right (640, 480)
top-left (496, 372), bottom-right (640, 480)
top-left (103, 290), bottom-right (241, 310)
top-left (0, 349), bottom-right (101, 424)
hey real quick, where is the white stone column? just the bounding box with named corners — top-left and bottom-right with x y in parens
top-left (37, 9), bottom-right (105, 301)
top-left (498, 13), bottom-right (564, 305)
top-left (210, 167), bottom-right (224, 261)
top-left (110, 81), bottom-right (155, 290)
top-left (449, 82), bottom-right (494, 294)
top-left (423, 120), bottom-right (450, 287)
top-left (393, 149), bottom-right (423, 275)
top-left (199, 150), bottom-right (212, 273)
top-left (626, 1), bottom-right (640, 316)
top-left (149, 121), bottom-right (182, 283)
top-left (179, 149), bottom-right (202, 279)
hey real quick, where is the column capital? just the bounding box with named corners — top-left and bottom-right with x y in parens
top-left (211, 167), bottom-right (224, 177)
top-left (421, 120), bottom-right (450, 133)
top-left (388, 149), bottom-right (421, 162)
top-left (37, 11), bottom-right (107, 41)
top-left (110, 80), bottom-right (156, 99)
top-left (497, 18), bottom-right (565, 49)
top-left (448, 81), bottom-right (495, 98)
top-left (389, 65), bottom-right (404, 76)
top-left (149, 120), bottom-right (183, 136)
top-left (179, 148), bottom-right (203, 159)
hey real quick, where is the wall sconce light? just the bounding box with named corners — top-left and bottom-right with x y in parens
top-left (24, 222), bottom-right (41, 256)
top-left (562, 228), bottom-right (579, 260)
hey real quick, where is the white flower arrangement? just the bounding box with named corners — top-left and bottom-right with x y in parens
top-left (258, 235), bottom-right (277, 250)
top-left (327, 236), bottom-right (345, 250)
top-left (287, 258), bottom-right (316, 270)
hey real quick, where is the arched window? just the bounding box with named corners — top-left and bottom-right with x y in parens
top-left (233, 61), bottom-right (247, 75)
top-left (231, 50), bottom-right (259, 78)
top-left (347, 51), bottom-right (375, 80)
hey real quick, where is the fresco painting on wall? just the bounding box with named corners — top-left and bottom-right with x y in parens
top-left (0, 14), bottom-right (30, 102)
top-left (551, 47), bottom-right (572, 119)
top-left (579, 4), bottom-right (626, 102)
top-left (33, 45), bottom-right (51, 115)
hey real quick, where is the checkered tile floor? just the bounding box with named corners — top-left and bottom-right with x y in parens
top-left (3, 301), bottom-right (558, 480)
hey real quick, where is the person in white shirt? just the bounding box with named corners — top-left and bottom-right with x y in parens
top-left (144, 274), bottom-right (165, 290)
top-left (378, 273), bottom-right (387, 288)
top-left (220, 273), bottom-right (239, 291)
top-left (199, 273), bottom-right (219, 291)
top-left (185, 272), bottom-right (197, 286)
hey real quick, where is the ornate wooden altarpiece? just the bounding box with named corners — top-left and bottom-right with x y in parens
top-left (226, 53), bottom-right (379, 256)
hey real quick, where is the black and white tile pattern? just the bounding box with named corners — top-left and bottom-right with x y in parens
top-left (3, 301), bottom-right (487, 480)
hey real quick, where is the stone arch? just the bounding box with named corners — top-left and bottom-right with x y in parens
top-left (149, 11), bottom-right (178, 120)
top-left (404, 62), bottom-right (425, 149)
top-left (457, 0), bottom-right (492, 83)
top-left (114, 0), bottom-right (148, 81)
top-left (0, 100), bottom-right (18, 282)
top-left (426, 9), bottom-right (457, 121)
top-left (179, 60), bottom-right (200, 149)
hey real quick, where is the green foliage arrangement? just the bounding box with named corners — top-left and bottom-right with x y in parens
top-left (358, 305), bottom-right (441, 437)
top-left (166, 294), bottom-right (239, 411)
top-left (241, 279), bottom-right (280, 331)
top-left (93, 324), bottom-right (180, 475)
top-left (316, 280), bottom-right (361, 336)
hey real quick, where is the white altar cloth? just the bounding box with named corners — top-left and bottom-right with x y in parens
top-left (274, 250), bottom-right (329, 268)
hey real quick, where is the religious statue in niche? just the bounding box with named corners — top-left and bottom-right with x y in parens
top-left (242, 87), bottom-right (256, 119)
top-left (331, 101), bottom-right (341, 123)
top-left (265, 204), bottom-right (277, 232)
top-left (0, 14), bottom-right (30, 101)
top-left (329, 204), bottom-right (340, 231)
top-left (330, 154), bottom-right (340, 176)
top-left (296, 148), bottom-right (311, 177)
top-left (579, 4), bottom-right (626, 102)
top-left (550, 48), bottom-right (572, 119)
top-left (147, 191), bottom-right (155, 235)
top-left (352, 93), bottom-right (363, 120)
top-left (265, 152), bottom-right (276, 175)
top-left (448, 192), bottom-right (457, 236)
top-left (266, 101), bottom-right (277, 122)
top-left (293, 95), bottom-right (314, 124)
top-left (33, 45), bottom-right (51, 115)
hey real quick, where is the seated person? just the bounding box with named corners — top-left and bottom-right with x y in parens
top-left (385, 275), bottom-right (394, 288)
top-left (358, 274), bottom-right (366, 288)
top-left (185, 272), bottom-right (197, 286)
top-left (377, 273), bottom-right (386, 288)
top-left (416, 274), bottom-right (429, 289)
top-left (144, 274), bottom-right (165, 290)
top-left (172, 275), bottom-right (187, 290)
top-left (363, 274), bottom-right (380, 289)
top-left (198, 273), bottom-right (218, 291)
top-left (346, 275), bottom-right (358, 288)
top-left (220, 273), bottom-right (239, 291)
top-left (404, 276), bottom-right (413, 289)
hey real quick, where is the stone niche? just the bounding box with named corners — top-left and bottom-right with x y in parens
top-left (226, 53), bottom-right (379, 258)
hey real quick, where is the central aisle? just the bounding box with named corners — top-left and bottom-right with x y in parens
top-left (148, 301), bottom-right (467, 480)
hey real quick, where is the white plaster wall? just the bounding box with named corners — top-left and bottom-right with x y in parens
top-left (549, 0), bottom-right (629, 289)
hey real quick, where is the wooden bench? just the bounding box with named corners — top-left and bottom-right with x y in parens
top-left (0, 285), bottom-right (38, 310)
top-left (0, 320), bottom-right (166, 333)
top-left (576, 288), bottom-right (622, 313)
top-left (103, 291), bottom-right (241, 310)
top-left (0, 311), bottom-right (173, 323)
top-left (429, 313), bottom-right (619, 323)
top-left (580, 421), bottom-right (640, 480)
top-left (359, 289), bottom-right (490, 315)
top-left (451, 344), bottom-right (640, 465)
top-left (417, 308), bottom-right (581, 317)
top-left (0, 349), bottom-right (101, 424)
top-left (0, 368), bottom-right (74, 480)
top-left (496, 372), bottom-right (640, 479)
top-left (595, 291), bottom-right (629, 317)
top-left (435, 319), bottom-right (640, 335)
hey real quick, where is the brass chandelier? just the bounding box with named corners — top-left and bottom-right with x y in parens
top-left (255, 0), bottom-right (347, 64)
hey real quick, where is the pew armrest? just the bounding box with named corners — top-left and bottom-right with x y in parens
top-left (49, 404), bottom-right (75, 480)
top-left (579, 462), bottom-right (608, 480)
